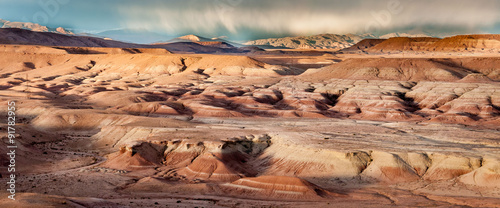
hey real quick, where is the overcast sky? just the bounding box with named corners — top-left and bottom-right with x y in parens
top-left (1, 0), bottom-right (499, 41)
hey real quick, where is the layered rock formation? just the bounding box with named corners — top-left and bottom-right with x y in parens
top-left (218, 176), bottom-right (338, 200)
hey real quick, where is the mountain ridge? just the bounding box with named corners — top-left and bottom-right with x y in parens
top-left (0, 18), bottom-right (73, 35)
top-left (0, 28), bottom-right (259, 54)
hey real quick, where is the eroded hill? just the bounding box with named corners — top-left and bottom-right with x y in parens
top-left (0, 44), bottom-right (499, 207)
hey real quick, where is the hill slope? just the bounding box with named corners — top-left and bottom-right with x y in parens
top-left (0, 28), bottom-right (256, 54)
top-left (342, 35), bottom-right (500, 53)
top-left (301, 58), bottom-right (500, 82)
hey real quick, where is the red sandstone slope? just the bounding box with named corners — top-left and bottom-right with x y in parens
top-left (218, 176), bottom-right (339, 200)
top-left (431, 35), bottom-right (500, 51)
top-left (366, 37), bottom-right (440, 52)
top-left (102, 142), bottom-right (165, 171)
top-left (176, 152), bottom-right (251, 182)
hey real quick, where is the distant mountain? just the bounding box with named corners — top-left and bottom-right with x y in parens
top-left (96, 29), bottom-right (172, 44)
top-left (0, 28), bottom-right (142, 48)
top-left (0, 19), bottom-right (73, 35)
top-left (358, 33), bottom-right (378, 39)
top-left (379, 32), bottom-right (431, 39)
top-left (170, 34), bottom-right (214, 42)
top-left (244, 34), bottom-right (364, 49)
top-left (242, 31), bottom-right (441, 50)
top-left (0, 28), bottom-right (259, 54)
top-left (166, 34), bottom-right (247, 48)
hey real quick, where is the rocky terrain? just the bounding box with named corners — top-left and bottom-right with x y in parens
top-left (0, 35), bottom-right (499, 208)
top-left (244, 33), bottom-right (433, 50)
top-left (244, 33), bottom-right (366, 49)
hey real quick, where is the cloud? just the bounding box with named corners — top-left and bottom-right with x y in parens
top-left (116, 0), bottom-right (500, 39)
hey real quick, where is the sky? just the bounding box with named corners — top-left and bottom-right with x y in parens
top-left (0, 0), bottom-right (500, 43)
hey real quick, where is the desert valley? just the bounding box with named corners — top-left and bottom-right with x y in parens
top-left (0, 17), bottom-right (500, 208)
